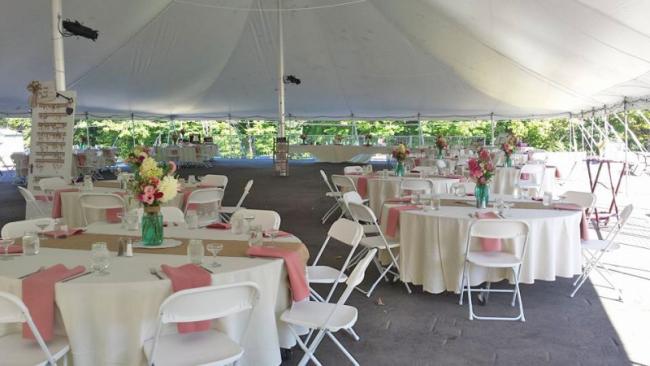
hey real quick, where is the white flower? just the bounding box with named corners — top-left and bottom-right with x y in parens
top-left (158, 175), bottom-right (178, 203)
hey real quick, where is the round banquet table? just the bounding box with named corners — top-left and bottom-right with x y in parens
top-left (491, 166), bottom-right (557, 195)
top-left (0, 224), bottom-right (305, 366)
top-left (348, 175), bottom-right (459, 216)
top-left (395, 204), bottom-right (582, 294)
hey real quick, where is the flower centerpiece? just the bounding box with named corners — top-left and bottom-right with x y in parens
top-left (435, 136), bottom-right (448, 159)
top-left (125, 146), bottom-right (179, 246)
top-left (467, 149), bottom-right (495, 208)
top-left (392, 144), bottom-right (410, 176)
top-left (364, 134), bottom-right (373, 146)
top-left (501, 142), bottom-right (514, 167)
top-left (300, 133), bottom-right (308, 145)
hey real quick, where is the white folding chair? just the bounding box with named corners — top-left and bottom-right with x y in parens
top-left (79, 193), bottom-right (125, 226)
top-left (320, 170), bottom-right (344, 224)
top-left (1, 218), bottom-right (55, 239)
top-left (231, 209), bottom-right (280, 231)
top-left (410, 166), bottom-right (435, 176)
top-left (517, 164), bottom-right (546, 196)
top-left (38, 177), bottom-right (69, 200)
top-left (281, 248), bottom-right (377, 366)
top-left (219, 179), bottom-right (253, 222)
top-left (571, 205), bottom-right (633, 300)
top-left (0, 291), bottom-right (70, 366)
top-left (18, 187), bottom-right (50, 218)
top-left (562, 190), bottom-right (600, 237)
top-left (346, 202), bottom-right (411, 296)
top-left (342, 192), bottom-right (379, 235)
top-left (343, 166), bottom-right (363, 175)
top-left (143, 282), bottom-right (259, 366)
top-left (399, 179), bottom-right (434, 196)
top-left (184, 188), bottom-right (224, 226)
top-left (458, 219), bottom-right (529, 321)
top-left (200, 174), bottom-right (228, 189)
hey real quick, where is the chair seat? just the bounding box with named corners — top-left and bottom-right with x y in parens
top-left (0, 334), bottom-right (69, 366)
top-left (360, 236), bottom-right (400, 249)
top-left (581, 239), bottom-right (620, 251)
top-left (143, 330), bottom-right (243, 366)
top-left (467, 251), bottom-right (521, 268)
top-left (326, 192), bottom-right (343, 198)
top-left (362, 224), bottom-right (380, 234)
top-left (307, 265), bottom-right (348, 284)
top-left (281, 301), bottom-right (357, 332)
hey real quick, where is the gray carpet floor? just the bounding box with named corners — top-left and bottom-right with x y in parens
top-left (0, 160), bottom-right (630, 366)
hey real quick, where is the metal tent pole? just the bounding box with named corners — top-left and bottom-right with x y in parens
top-left (51, 0), bottom-right (66, 91)
top-left (417, 113), bottom-right (424, 147)
top-left (490, 113), bottom-right (495, 146)
top-left (623, 99), bottom-right (629, 195)
top-left (85, 112), bottom-right (90, 147)
top-left (277, 0), bottom-right (285, 139)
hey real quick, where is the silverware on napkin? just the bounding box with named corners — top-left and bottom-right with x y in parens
top-left (61, 271), bottom-right (91, 282)
top-left (200, 265), bottom-right (214, 274)
top-left (149, 267), bottom-right (163, 280)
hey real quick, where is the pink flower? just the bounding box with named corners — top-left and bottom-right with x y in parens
top-left (471, 169), bottom-right (483, 178)
top-left (486, 162), bottom-right (494, 171)
top-left (468, 159), bottom-right (478, 170)
top-left (143, 185), bottom-right (155, 195)
top-left (168, 161), bottom-right (177, 174)
top-left (479, 149), bottom-right (490, 160)
top-left (478, 176), bottom-right (486, 185)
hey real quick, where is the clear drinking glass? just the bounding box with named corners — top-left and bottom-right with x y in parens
top-left (244, 215), bottom-right (255, 234)
top-left (266, 229), bottom-right (280, 245)
top-left (22, 232), bottom-right (39, 255)
top-left (248, 225), bottom-right (263, 247)
top-left (187, 239), bottom-right (204, 264)
top-left (206, 243), bottom-right (223, 267)
top-left (430, 195), bottom-right (441, 210)
top-left (542, 192), bottom-right (553, 206)
top-left (0, 239), bottom-right (15, 260)
top-left (34, 219), bottom-right (50, 240)
top-left (90, 242), bottom-right (110, 275)
top-left (455, 184), bottom-right (466, 197)
top-left (185, 211), bottom-right (199, 229)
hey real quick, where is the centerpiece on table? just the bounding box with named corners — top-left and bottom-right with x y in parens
top-left (125, 146), bottom-right (179, 246)
top-left (501, 142), bottom-right (514, 167)
top-left (435, 136), bottom-right (448, 159)
top-left (392, 144), bottom-right (410, 177)
top-left (468, 149), bottom-right (495, 208)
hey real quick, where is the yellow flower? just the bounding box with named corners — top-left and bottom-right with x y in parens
top-left (158, 175), bottom-right (178, 203)
top-left (139, 157), bottom-right (163, 179)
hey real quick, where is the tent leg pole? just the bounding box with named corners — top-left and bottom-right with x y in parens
top-left (51, 0), bottom-right (66, 91)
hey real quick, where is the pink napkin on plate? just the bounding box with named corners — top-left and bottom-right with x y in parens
top-left (51, 188), bottom-right (79, 218)
top-left (356, 176), bottom-right (368, 198)
top-left (246, 246), bottom-right (309, 302)
top-left (263, 230), bottom-right (292, 238)
top-left (207, 222), bottom-right (231, 230)
top-left (553, 203), bottom-right (589, 240)
top-left (22, 264), bottom-right (86, 341)
top-left (160, 264), bottom-right (213, 333)
top-left (43, 228), bottom-right (85, 239)
top-left (384, 205), bottom-right (420, 237)
top-left (475, 211), bottom-right (502, 252)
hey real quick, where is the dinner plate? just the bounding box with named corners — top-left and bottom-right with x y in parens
top-left (133, 238), bottom-right (183, 249)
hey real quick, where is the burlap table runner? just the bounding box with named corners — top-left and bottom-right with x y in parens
top-left (93, 180), bottom-right (121, 189)
top-left (26, 233), bottom-right (309, 266)
top-left (439, 198), bottom-right (548, 210)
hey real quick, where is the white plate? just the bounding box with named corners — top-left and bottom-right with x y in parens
top-left (133, 238), bottom-right (183, 249)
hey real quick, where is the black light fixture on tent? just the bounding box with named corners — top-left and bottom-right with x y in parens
top-left (283, 75), bottom-right (301, 85)
top-left (55, 92), bottom-right (74, 115)
top-left (60, 19), bottom-right (99, 41)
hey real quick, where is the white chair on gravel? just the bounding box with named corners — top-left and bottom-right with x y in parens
top-left (320, 170), bottom-right (344, 224)
top-left (0, 291), bottom-right (70, 366)
top-left (1, 218), bottom-right (55, 239)
top-left (346, 202), bottom-right (411, 297)
top-left (399, 179), bottom-right (434, 197)
top-left (342, 192), bottom-right (379, 234)
top-left (17, 187), bottom-right (50, 218)
top-left (571, 205), bottom-right (633, 300)
top-left (231, 209), bottom-right (281, 231)
top-left (219, 179), bottom-right (253, 222)
top-left (459, 219), bottom-right (529, 321)
top-left (281, 248), bottom-right (377, 366)
top-left (143, 282), bottom-right (259, 366)
top-left (79, 193), bottom-right (125, 226)
top-left (200, 174), bottom-right (228, 189)
top-left (184, 188), bottom-right (224, 226)
top-left (343, 166), bottom-right (363, 175)
top-left (517, 163), bottom-right (546, 196)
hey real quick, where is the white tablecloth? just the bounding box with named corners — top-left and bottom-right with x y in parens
top-left (290, 145), bottom-right (389, 163)
top-left (395, 205), bottom-right (582, 294)
top-left (491, 167), bottom-right (557, 195)
top-left (0, 224), bottom-right (302, 366)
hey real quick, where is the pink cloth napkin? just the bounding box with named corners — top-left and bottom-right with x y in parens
top-left (105, 208), bottom-right (122, 223)
top-left (43, 228), bottom-right (85, 239)
top-left (22, 264), bottom-right (86, 341)
top-left (51, 188), bottom-right (79, 218)
top-left (553, 203), bottom-right (589, 240)
top-left (385, 205), bottom-right (420, 237)
top-left (246, 246), bottom-right (309, 302)
top-left (263, 230), bottom-right (292, 238)
top-left (207, 222), bottom-right (231, 230)
top-left (4, 244), bottom-right (23, 254)
top-left (475, 211), bottom-right (502, 252)
top-left (414, 158), bottom-right (422, 166)
top-left (160, 264), bottom-right (213, 333)
top-left (356, 176), bottom-right (368, 198)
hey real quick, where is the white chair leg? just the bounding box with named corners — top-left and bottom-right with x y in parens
top-left (344, 327), bottom-right (361, 341)
top-left (292, 327), bottom-right (323, 366)
top-left (458, 261), bottom-right (468, 305)
top-left (326, 331), bottom-right (360, 366)
top-left (298, 330), bottom-right (326, 366)
top-left (466, 266), bottom-right (474, 320)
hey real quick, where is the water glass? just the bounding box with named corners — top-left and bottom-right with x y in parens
top-left (430, 195), bottom-right (441, 211)
top-left (34, 219), bottom-right (51, 240)
top-left (185, 211), bottom-right (199, 229)
top-left (188, 175), bottom-right (196, 185)
top-left (454, 183), bottom-right (466, 197)
top-left (512, 187), bottom-right (521, 200)
top-left (206, 243), bottom-right (223, 267)
top-left (187, 239), bottom-right (204, 264)
top-left (83, 175), bottom-right (94, 191)
top-left (248, 225), bottom-right (263, 247)
top-left (22, 232), bottom-right (40, 255)
top-left (542, 192), bottom-right (553, 206)
top-left (0, 239), bottom-right (15, 260)
top-left (125, 213), bottom-right (139, 231)
top-left (90, 242), bottom-right (110, 275)
top-left (231, 216), bottom-right (244, 235)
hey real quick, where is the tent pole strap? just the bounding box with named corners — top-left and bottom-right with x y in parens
top-left (51, 0), bottom-right (66, 91)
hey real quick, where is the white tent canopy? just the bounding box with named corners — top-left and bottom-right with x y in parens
top-left (1, 0), bottom-right (650, 120)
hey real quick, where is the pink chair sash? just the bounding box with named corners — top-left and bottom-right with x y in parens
top-left (356, 176), bottom-right (368, 198)
top-left (475, 211), bottom-right (502, 251)
top-left (553, 203), bottom-right (589, 240)
top-left (51, 188), bottom-right (79, 218)
top-left (160, 264), bottom-right (213, 333)
top-left (384, 205), bottom-right (419, 237)
top-left (246, 246), bottom-right (309, 302)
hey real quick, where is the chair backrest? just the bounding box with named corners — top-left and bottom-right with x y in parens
top-left (231, 209), bottom-right (281, 230)
top-left (233, 179), bottom-right (254, 209)
top-left (605, 204), bottom-right (634, 242)
top-left (346, 202), bottom-right (378, 225)
top-left (562, 191), bottom-right (596, 210)
top-left (320, 170), bottom-right (336, 193)
top-left (411, 166), bottom-right (435, 175)
top-left (38, 177), bottom-right (68, 192)
top-left (342, 191), bottom-right (364, 206)
top-left (185, 188), bottom-right (224, 212)
top-left (335, 248), bottom-right (377, 306)
top-left (343, 166), bottom-right (363, 175)
top-left (400, 179), bottom-right (433, 195)
top-left (331, 175), bottom-right (357, 192)
top-left (327, 218), bottom-right (364, 247)
top-left (0, 292), bottom-right (57, 364)
top-left (200, 174), bottom-right (228, 188)
top-left (79, 193), bottom-right (125, 225)
top-left (519, 164), bottom-right (545, 185)
top-left (466, 219), bottom-right (529, 260)
top-left (149, 282), bottom-right (259, 366)
top-left (17, 187), bottom-right (47, 218)
top-left (1, 218), bottom-right (54, 239)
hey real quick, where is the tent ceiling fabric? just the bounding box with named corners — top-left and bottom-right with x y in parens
top-left (1, 0), bottom-right (650, 119)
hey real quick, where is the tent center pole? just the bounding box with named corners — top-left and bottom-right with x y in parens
top-left (277, 0), bottom-right (285, 139)
top-left (51, 0), bottom-right (66, 91)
